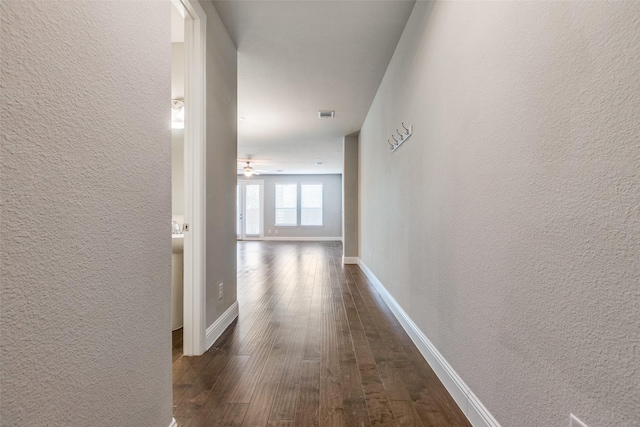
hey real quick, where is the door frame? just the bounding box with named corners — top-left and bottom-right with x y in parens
top-left (173, 0), bottom-right (206, 356)
top-left (237, 180), bottom-right (264, 240)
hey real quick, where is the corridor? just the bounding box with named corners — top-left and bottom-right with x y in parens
top-left (172, 241), bottom-right (470, 426)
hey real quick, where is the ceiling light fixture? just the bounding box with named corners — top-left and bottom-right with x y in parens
top-left (243, 161), bottom-right (255, 177)
top-left (171, 99), bottom-right (185, 129)
top-left (315, 161), bottom-right (324, 165)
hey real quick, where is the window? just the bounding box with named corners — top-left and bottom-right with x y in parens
top-left (301, 183), bottom-right (323, 226)
top-left (275, 183), bottom-right (297, 226)
top-left (244, 183), bottom-right (261, 236)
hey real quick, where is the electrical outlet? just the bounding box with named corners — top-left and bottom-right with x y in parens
top-left (570, 414), bottom-right (588, 427)
top-left (218, 283), bottom-right (223, 300)
top-left (275, 229), bottom-right (278, 234)
top-left (268, 229), bottom-right (271, 233)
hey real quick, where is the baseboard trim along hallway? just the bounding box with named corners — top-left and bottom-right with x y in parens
top-left (358, 260), bottom-right (502, 427)
top-left (342, 256), bottom-right (359, 264)
top-left (205, 301), bottom-right (239, 351)
top-left (168, 417), bottom-right (177, 427)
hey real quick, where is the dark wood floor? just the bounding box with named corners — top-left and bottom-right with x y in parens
top-left (172, 241), bottom-right (470, 427)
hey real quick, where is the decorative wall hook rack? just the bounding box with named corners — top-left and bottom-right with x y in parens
top-left (388, 122), bottom-right (412, 152)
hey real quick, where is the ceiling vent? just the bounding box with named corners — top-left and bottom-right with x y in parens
top-left (318, 110), bottom-right (335, 119)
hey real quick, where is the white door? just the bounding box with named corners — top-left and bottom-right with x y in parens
top-left (237, 181), bottom-right (263, 240)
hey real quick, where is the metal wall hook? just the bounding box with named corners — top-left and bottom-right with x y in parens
top-left (388, 122), bottom-right (412, 153)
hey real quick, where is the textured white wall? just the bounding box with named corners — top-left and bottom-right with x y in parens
top-left (201, 0), bottom-right (239, 327)
top-left (171, 42), bottom-right (185, 100)
top-left (172, 129), bottom-right (185, 215)
top-left (1, 1), bottom-right (173, 426)
top-left (172, 43), bottom-right (185, 216)
top-left (343, 136), bottom-right (359, 257)
top-left (359, 2), bottom-right (640, 426)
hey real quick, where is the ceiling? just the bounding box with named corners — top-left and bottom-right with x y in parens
top-left (212, 0), bottom-right (416, 175)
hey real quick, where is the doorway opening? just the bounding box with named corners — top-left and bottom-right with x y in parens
top-left (171, 0), bottom-right (207, 358)
top-left (237, 180), bottom-right (264, 240)
top-left (170, 0), bottom-right (186, 358)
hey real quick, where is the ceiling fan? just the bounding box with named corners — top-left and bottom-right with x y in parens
top-left (238, 161), bottom-right (268, 177)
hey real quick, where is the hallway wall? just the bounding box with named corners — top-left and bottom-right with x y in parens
top-left (359, 2), bottom-right (640, 426)
top-left (343, 135), bottom-right (359, 259)
top-left (201, 0), bottom-right (239, 328)
top-left (1, 1), bottom-right (172, 426)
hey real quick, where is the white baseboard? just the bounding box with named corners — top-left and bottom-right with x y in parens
top-left (342, 256), bottom-right (359, 264)
top-left (570, 414), bottom-right (589, 427)
top-left (262, 236), bottom-right (342, 242)
top-left (357, 261), bottom-right (501, 427)
top-left (205, 301), bottom-right (239, 351)
top-left (169, 417), bottom-right (178, 427)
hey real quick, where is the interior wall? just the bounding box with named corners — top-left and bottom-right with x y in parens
top-left (171, 42), bottom-right (185, 100)
top-left (172, 42), bottom-right (185, 217)
top-left (0, 1), bottom-right (173, 426)
top-left (342, 135), bottom-right (359, 257)
top-left (241, 174), bottom-right (343, 239)
top-left (359, 2), bottom-right (640, 427)
top-left (200, 0), bottom-right (238, 327)
top-left (172, 129), bottom-right (184, 217)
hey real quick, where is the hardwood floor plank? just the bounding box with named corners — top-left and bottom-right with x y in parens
top-left (358, 363), bottom-right (397, 426)
top-left (241, 328), bottom-right (288, 427)
top-left (267, 421), bottom-right (293, 427)
top-left (188, 356), bottom-right (250, 427)
top-left (347, 315), bottom-right (395, 425)
top-left (173, 345), bottom-right (238, 423)
top-left (216, 403), bottom-right (249, 427)
top-left (293, 360), bottom-right (320, 427)
top-left (319, 308), bottom-right (343, 427)
top-left (242, 382), bottom-right (279, 427)
top-left (269, 253), bottom-right (315, 422)
top-left (302, 256), bottom-right (322, 361)
top-left (343, 398), bottom-right (372, 427)
top-left (389, 400), bottom-right (423, 427)
top-left (377, 361), bottom-right (411, 402)
top-left (173, 242), bottom-right (470, 427)
top-left (268, 339), bottom-right (305, 421)
top-left (227, 322), bottom-right (281, 404)
top-left (335, 300), bottom-right (364, 400)
top-left (397, 363), bottom-right (470, 426)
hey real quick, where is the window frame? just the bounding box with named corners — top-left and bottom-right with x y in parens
top-left (274, 182), bottom-right (298, 226)
top-left (300, 182), bottom-right (324, 227)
